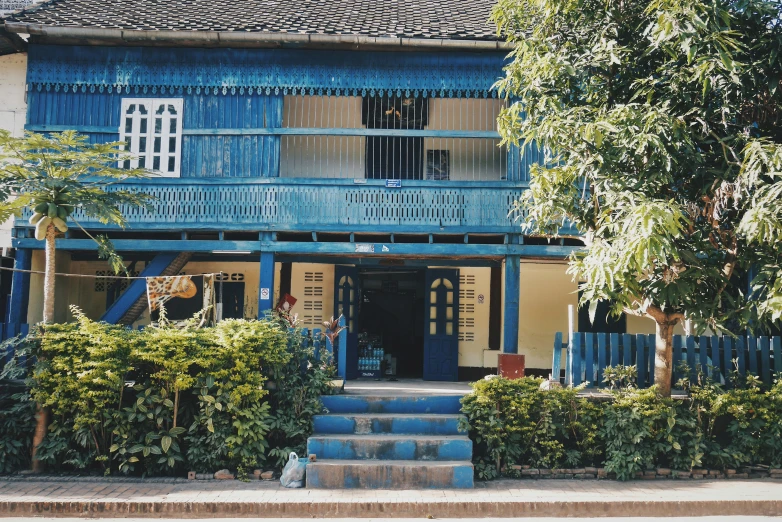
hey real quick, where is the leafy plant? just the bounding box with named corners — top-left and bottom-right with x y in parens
top-left (0, 337), bottom-right (37, 473)
top-left (460, 377), bottom-right (603, 479)
top-left (19, 309), bottom-right (326, 476)
top-left (265, 329), bottom-right (335, 469)
top-left (462, 373), bottom-right (782, 481)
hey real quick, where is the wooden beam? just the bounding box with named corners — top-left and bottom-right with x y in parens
top-left (258, 252), bottom-right (275, 316)
top-left (274, 255), bottom-right (503, 267)
top-left (13, 238), bottom-right (581, 258)
top-left (25, 124), bottom-right (500, 140)
top-left (503, 255), bottom-right (521, 354)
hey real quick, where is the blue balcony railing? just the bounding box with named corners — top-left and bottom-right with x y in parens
top-left (18, 178), bottom-right (529, 234)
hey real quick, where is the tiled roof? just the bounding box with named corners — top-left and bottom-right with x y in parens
top-left (6, 0), bottom-right (500, 41)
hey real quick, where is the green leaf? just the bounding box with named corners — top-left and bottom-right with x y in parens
top-left (161, 435), bottom-right (172, 454)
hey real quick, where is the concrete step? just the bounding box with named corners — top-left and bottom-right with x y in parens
top-left (307, 434), bottom-right (472, 461)
top-left (321, 394), bottom-right (463, 414)
top-left (305, 459), bottom-right (474, 489)
top-left (313, 413), bottom-right (466, 435)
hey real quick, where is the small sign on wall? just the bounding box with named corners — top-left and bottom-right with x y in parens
top-left (260, 288), bottom-right (270, 301)
top-left (385, 179), bottom-right (402, 188)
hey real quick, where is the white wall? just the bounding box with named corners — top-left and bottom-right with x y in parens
top-left (516, 261), bottom-right (579, 369)
top-left (0, 53), bottom-right (27, 251)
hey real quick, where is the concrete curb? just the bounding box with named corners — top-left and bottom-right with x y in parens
top-left (1, 499), bottom-right (782, 518)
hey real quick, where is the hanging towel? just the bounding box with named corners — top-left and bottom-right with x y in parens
top-left (146, 275), bottom-right (197, 312)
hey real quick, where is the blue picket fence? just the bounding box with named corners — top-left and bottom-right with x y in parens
top-left (552, 332), bottom-right (782, 388)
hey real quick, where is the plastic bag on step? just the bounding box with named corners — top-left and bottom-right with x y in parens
top-left (280, 451), bottom-right (307, 488)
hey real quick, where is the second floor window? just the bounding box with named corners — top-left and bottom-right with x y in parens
top-left (119, 99), bottom-right (183, 177)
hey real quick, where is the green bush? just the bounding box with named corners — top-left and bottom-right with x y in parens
top-left (462, 371), bottom-right (782, 480)
top-left (460, 377), bottom-right (603, 480)
top-left (4, 307), bottom-right (334, 476)
top-left (0, 337), bottom-right (37, 473)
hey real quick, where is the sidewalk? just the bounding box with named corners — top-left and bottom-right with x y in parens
top-left (0, 477), bottom-right (781, 518)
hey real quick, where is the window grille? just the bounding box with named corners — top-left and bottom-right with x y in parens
top-left (280, 95), bottom-right (507, 181)
top-left (119, 99), bottom-right (183, 177)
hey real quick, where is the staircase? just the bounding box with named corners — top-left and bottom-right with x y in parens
top-left (100, 252), bottom-right (192, 325)
top-left (306, 394), bottom-right (474, 489)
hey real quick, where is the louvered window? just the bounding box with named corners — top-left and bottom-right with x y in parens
top-left (119, 99), bottom-right (183, 177)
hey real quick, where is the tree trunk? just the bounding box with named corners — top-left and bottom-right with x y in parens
top-left (31, 223), bottom-right (56, 472)
top-left (30, 407), bottom-right (48, 473)
top-left (42, 222), bottom-right (56, 324)
top-left (654, 320), bottom-right (676, 397)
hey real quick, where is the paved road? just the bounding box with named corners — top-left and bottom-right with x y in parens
top-left (1, 478), bottom-right (781, 518)
top-left (0, 518), bottom-right (778, 521)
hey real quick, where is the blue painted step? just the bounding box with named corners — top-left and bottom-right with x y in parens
top-left (307, 393), bottom-right (473, 489)
top-left (313, 413), bottom-right (465, 435)
top-left (306, 460), bottom-right (474, 489)
top-left (307, 434), bottom-right (472, 461)
top-left (321, 395), bottom-right (462, 414)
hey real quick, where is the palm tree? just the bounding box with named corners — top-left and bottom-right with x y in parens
top-left (0, 130), bottom-right (153, 470)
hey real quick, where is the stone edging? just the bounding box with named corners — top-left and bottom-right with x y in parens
top-left (509, 466), bottom-right (782, 480)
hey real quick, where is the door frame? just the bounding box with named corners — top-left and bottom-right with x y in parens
top-left (423, 268), bottom-right (460, 381)
top-left (334, 265), bottom-right (359, 380)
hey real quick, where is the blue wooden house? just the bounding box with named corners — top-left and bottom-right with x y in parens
top-left (2, 0), bottom-right (592, 382)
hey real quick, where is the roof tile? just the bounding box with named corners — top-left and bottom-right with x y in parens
top-left (7, 0), bottom-right (500, 41)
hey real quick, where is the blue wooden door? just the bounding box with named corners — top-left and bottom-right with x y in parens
top-left (334, 265), bottom-right (359, 380)
top-left (424, 269), bottom-right (459, 381)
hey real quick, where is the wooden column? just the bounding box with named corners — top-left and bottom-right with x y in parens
top-left (7, 248), bottom-right (31, 327)
top-left (502, 254), bottom-right (520, 354)
top-left (258, 251), bottom-right (275, 317)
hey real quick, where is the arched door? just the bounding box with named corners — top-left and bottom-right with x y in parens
top-left (424, 269), bottom-right (459, 381)
top-left (334, 265), bottom-right (359, 380)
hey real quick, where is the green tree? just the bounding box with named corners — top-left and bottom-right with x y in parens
top-left (0, 130), bottom-right (152, 470)
top-left (0, 130), bottom-right (151, 322)
top-left (494, 0), bottom-right (782, 396)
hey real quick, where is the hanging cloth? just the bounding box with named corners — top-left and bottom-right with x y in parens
top-left (200, 274), bottom-right (217, 326)
top-left (146, 275), bottom-right (197, 312)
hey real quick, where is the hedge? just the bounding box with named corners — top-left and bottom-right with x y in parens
top-left (0, 307), bottom-right (334, 477)
top-left (461, 367), bottom-right (782, 481)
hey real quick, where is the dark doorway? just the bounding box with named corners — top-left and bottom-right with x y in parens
top-left (220, 282), bottom-right (245, 320)
top-left (577, 291), bottom-right (627, 334)
top-left (358, 269), bottom-right (426, 378)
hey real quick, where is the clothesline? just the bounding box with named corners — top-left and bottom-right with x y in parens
top-left (0, 265), bottom-right (225, 280)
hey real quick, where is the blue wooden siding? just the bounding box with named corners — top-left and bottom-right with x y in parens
top-left (26, 45), bottom-right (506, 96)
top-left (28, 90), bottom-right (283, 178)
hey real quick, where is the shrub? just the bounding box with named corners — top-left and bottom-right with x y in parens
top-left (0, 337), bottom-right (37, 473)
top-left (462, 371), bottom-right (782, 481)
top-left (265, 329), bottom-right (336, 469)
top-left (6, 307), bottom-right (333, 476)
top-left (460, 377), bottom-right (603, 480)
